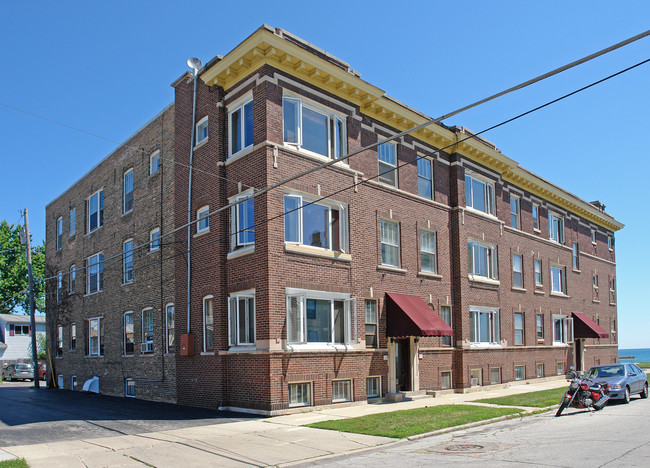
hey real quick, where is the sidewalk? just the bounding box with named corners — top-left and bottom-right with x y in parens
top-left (1, 378), bottom-right (567, 467)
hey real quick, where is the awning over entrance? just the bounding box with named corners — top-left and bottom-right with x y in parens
top-left (572, 312), bottom-right (609, 339)
top-left (386, 292), bottom-right (453, 337)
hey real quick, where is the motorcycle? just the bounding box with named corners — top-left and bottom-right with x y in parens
top-left (555, 368), bottom-right (610, 417)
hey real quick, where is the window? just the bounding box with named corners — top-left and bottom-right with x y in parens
top-left (124, 312), bottom-right (134, 355)
top-left (514, 312), bottom-right (524, 345)
top-left (332, 380), bottom-right (352, 403)
top-left (56, 217), bottom-right (63, 250)
top-left (288, 382), bottom-right (312, 407)
top-left (228, 292), bottom-right (255, 346)
top-left (229, 100), bottom-right (254, 156)
top-left (69, 208), bottom-right (76, 236)
top-left (367, 376), bottom-right (381, 398)
top-left (611, 319), bottom-right (616, 335)
top-left (465, 173), bottom-right (494, 215)
top-left (548, 212), bottom-right (564, 243)
top-left (420, 230), bottom-right (437, 274)
top-left (512, 254), bottom-right (523, 288)
top-left (593, 273), bottom-right (600, 301)
top-left (142, 309), bottom-right (153, 353)
top-left (572, 243), bottom-right (579, 270)
top-left (72, 376), bottom-right (77, 391)
top-left (469, 307), bottom-right (499, 345)
top-left (441, 371), bottom-right (452, 390)
top-left (536, 363), bottom-right (544, 378)
top-left (88, 317), bottom-right (103, 356)
top-left (86, 190), bottom-right (104, 233)
top-left (365, 300), bottom-right (378, 348)
top-left (11, 325), bottom-right (30, 335)
top-left (591, 229), bottom-right (596, 244)
top-left (608, 236), bottom-right (612, 250)
top-left (231, 196), bottom-right (254, 249)
top-left (468, 240), bottom-right (498, 280)
top-left (417, 157), bottom-right (433, 198)
top-left (377, 142), bottom-right (398, 186)
top-left (150, 150), bottom-right (161, 175)
top-left (70, 323), bottom-right (76, 350)
top-left (510, 195), bottom-right (520, 229)
top-left (196, 206), bottom-right (209, 233)
top-left (284, 194), bottom-right (348, 252)
top-left (166, 304), bottom-right (175, 353)
top-left (121, 239), bottom-right (134, 284)
top-left (56, 325), bottom-right (63, 357)
top-left (609, 276), bottom-right (616, 303)
top-left (515, 365), bottom-right (525, 381)
top-left (553, 315), bottom-right (573, 344)
top-left (286, 291), bottom-right (354, 344)
top-left (532, 203), bottom-right (540, 230)
top-left (203, 296), bottom-right (214, 352)
top-left (551, 265), bottom-right (566, 295)
top-left (123, 169), bottom-right (134, 214)
top-left (283, 97), bottom-right (345, 160)
top-left (470, 368), bottom-right (482, 386)
top-left (69, 265), bottom-right (76, 294)
top-left (149, 228), bottom-right (161, 251)
top-left (196, 116), bottom-right (208, 145)
top-left (126, 379), bottom-right (135, 398)
top-left (56, 271), bottom-right (63, 303)
top-left (536, 314), bottom-right (544, 339)
top-left (595, 359), bottom-right (601, 367)
top-left (557, 362), bottom-right (565, 375)
top-left (380, 219), bottom-right (400, 267)
top-left (440, 306), bottom-right (452, 346)
top-left (534, 259), bottom-right (542, 286)
top-left (490, 368), bottom-right (501, 385)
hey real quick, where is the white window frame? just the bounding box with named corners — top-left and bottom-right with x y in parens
top-left (229, 98), bottom-right (254, 157)
top-left (196, 205), bottom-right (210, 234)
top-left (419, 229), bottom-right (437, 274)
top-left (548, 212), bottom-right (564, 244)
top-left (125, 378), bottom-right (135, 398)
top-left (283, 193), bottom-right (348, 253)
top-left (380, 219), bottom-right (400, 267)
top-left (468, 240), bottom-right (498, 280)
top-left (196, 116), bottom-right (208, 145)
top-left (230, 194), bottom-right (255, 250)
top-left (490, 367), bottom-right (502, 385)
top-left (56, 216), bottom-right (63, 250)
top-left (228, 290), bottom-right (256, 347)
top-left (377, 141), bottom-right (398, 187)
top-left (514, 312), bottom-right (524, 345)
top-left (534, 258), bottom-right (542, 286)
top-left (86, 189), bottom-right (103, 234)
top-left (124, 311), bottom-right (134, 355)
top-left (288, 382), bottom-right (312, 407)
top-left (366, 376), bottom-right (381, 398)
top-left (532, 203), bottom-right (540, 230)
top-left (123, 168), bottom-right (134, 214)
top-left (417, 156), bottom-right (433, 199)
top-left (88, 317), bottom-right (102, 357)
top-left (150, 150), bottom-right (161, 175)
top-left (86, 252), bottom-right (103, 295)
top-left (365, 299), bottom-right (378, 349)
top-left (572, 242), bottom-right (579, 270)
top-left (550, 265), bottom-right (566, 295)
top-left (203, 295), bottom-right (214, 352)
top-left (282, 96), bottom-right (346, 160)
top-left (69, 208), bottom-right (76, 236)
top-left (607, 235), bottom-right (612, 250)
top-left (552, 315), bottom-right (574, 345)
top-left (56, 271), bottom-right (63, 303)
top-left (469, 306), bottom-right (500, 346)
top-left (56, 324), bottom-right (63, 356)
top-left (166, 303), bottom-right (175, 354)
top-left (142, 308), bottom-right (154, 353)
top-left (465, 172), bottom-right (495, 215)
top-left (591, 229), bottom-right (596, 245)
top-left (536, 314), bottom-right (544, 339)
top-left (510, 194), bottom-right (521, 229)
top-left (557, 362), bottom-right (565, 375)
top-left (515, 365), bottom-right (525, 381)
top-left (536, 363), bottom-right (544, 378)
top-left (286, 289), bottom-right (355, 346)
top-left (149, 228), bottom-right (161, 252)
top-left (122, 239), bottom-right (134, 284)
top-left (512, 254), bottom-right (523, 288)
top-left (332, 379), bottom-right (352, 403)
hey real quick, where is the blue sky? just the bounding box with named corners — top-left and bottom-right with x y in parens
top-left (1, 1), bottom-right (648, 348)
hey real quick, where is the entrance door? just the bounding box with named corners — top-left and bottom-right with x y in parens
top-left (575, 339), bottom-right (584, 372)
top-left (395, 338), bottom-right (411, 391)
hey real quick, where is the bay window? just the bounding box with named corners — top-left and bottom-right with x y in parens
top-left (231, 195), bottom-right (255, 250)
top-left (229, 100), bottom-right (254, 156)
top-left (469, 307), bottom-right (499, 345)
top-left (286, 290), bottom-right (355, 345)
top-left (228, 291), bottom-right (255, 346)
top-left (284, 194), bottom-right (348, 252)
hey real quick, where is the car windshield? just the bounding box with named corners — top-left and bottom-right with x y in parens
top-left (16, 365), bottom-right (32, 370)
top-left (586, 365), bottom-right (624, 379)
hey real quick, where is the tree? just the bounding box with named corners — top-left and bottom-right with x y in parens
top-left (0, 220), bottom-right (45, 314)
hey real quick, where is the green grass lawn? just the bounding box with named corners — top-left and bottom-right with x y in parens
top-left (0, 459), bottom-right (28, 468)
top-left (473, 387), bottom-right (567, 408)
top-left (306, 404), bottom-right (522, 438)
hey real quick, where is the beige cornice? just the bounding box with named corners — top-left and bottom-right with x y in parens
top-left (201, 27), bottom-right (623, 232)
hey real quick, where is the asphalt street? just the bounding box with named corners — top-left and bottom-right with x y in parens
top-left (304, 397), bottom-right (650, 467)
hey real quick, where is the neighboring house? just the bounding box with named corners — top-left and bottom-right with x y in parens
top-left (45, 25), bottom-right (621, 415)
top-left (0, 314), bottom-right (46, 364)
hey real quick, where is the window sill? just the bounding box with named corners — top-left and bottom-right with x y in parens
top-left (377, 264), bottom-right (407, 274)
top-left (122, 354), bottom-right (135, 358)
top-left (469, 343), bottom-right (502, 348)
top-left (84, 226), bottom-right (104, 238)
top-left (464, 206), bottom-right (500, 223)
top-left (140, 353), bottom-right (155, 357)
top-left (552, 342), bottom-right (569, 347)
top-left (194, 229), bottom-right (210, 238)
top-left (281, 143), bottom-right (349, 168)
top-left (467, 275), bottom-right (500, 286)
top-left (84, 291), bottom-right (103, 297)
top-left (609, 302), bottom-right (617, 306)
top-left (418, 271), bottom-right (442, 280)
top-left (194, 138), bottom-right (208, 150)
top-left (228, 345), bottom-right (256, 353)
top-left (201, 351), bottom-right (215, 356)
top-left (592, 299), bottom-right (600, 304)
top-left (84, 355), bottom-right (104, 359)
top-left (549, 292), bottom-right (570, 299)
top-left (572, 269), bottom-right (581, 274)
top-left (121, 281), bottom-right (134, 287)
top-left (226, 145), bottom-right (255, 165)
top-left (533, 228), bottom-right (541, 234)
top-left (534, 289), bottom-right (545, 296)
top-left (121, 210), bottom-right (134, 218)
top-left (228, 246), bottom-right (255, 260)
top-left (511, 287), bottom-right (527, 293)
top-left (284, 244), bottom-right (351, 262)
top-left (148, 248), bottom-right (160, 254)
top-left (285, 343), bottom-right (355, 352)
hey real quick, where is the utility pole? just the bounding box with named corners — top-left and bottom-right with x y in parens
top-left (23, 209), bottom-right (39, 388)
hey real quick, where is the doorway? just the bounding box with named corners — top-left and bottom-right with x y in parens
top-left (575, 339), bottom-right (584, 372)
top-left (395, 338), bottom-right (411, 391)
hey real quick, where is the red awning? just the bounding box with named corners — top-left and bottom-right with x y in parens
top-left (572, 312), bottom-right (609, 339)
top-left (385, 292), bottom-right (453, 337)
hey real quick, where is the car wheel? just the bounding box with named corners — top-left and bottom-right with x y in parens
top-left (623, 386), bottom-right (631, 404)
top-left (641, 383), bottom-right (648, 399)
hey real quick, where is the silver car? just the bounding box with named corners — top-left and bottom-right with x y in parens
top-left (2, 363), bottom-right (34, 382)
top-left (584, 363), bottom-right (648, 403)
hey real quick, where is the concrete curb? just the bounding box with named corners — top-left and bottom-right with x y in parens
top-left (0, 448), bottom-right (17, 462)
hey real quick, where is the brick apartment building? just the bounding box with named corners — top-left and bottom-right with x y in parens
top-left (46, 25), bottom-right (622, 414)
